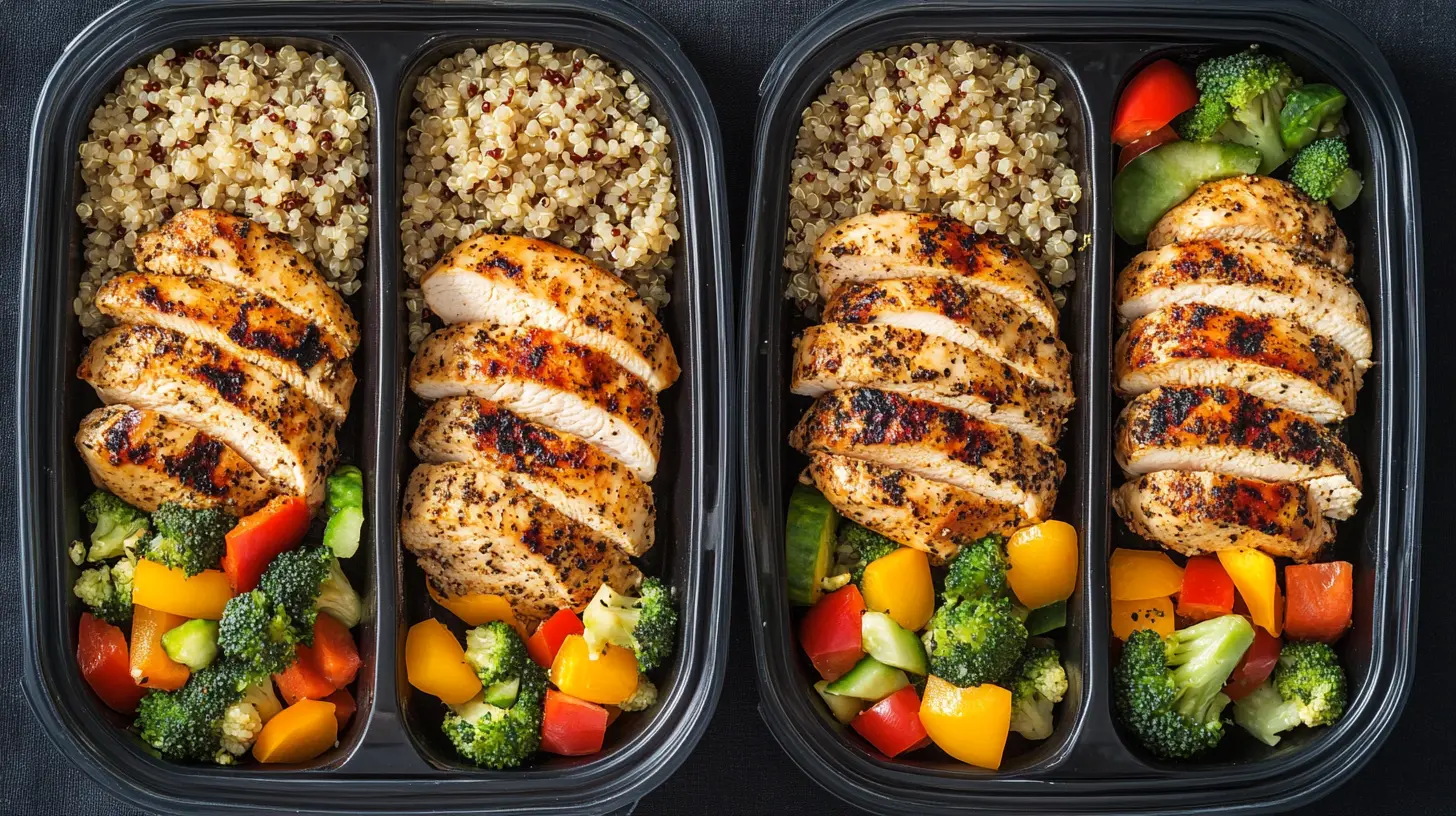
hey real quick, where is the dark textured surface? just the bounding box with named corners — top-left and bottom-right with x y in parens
top-left (1, 0), bottom-right (1448, 813)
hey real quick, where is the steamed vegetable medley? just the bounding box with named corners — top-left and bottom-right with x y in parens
top-left (788, 486), bottom-right (1078, 770)
top-left (72, 467), bottom-right (366, 765)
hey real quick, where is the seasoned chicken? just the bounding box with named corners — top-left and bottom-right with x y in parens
top-left (1147, 176), bottom-right (1352, 274)
top-left (420, 233), bottom-right (679, 392)
top-left (812, 210), bottom-right (1059, 333)
top-left (133, 208), bottom-right (359, 354)
top-left (803, 454), bottom-right (1022, 562)
top-left (77, 325), bottom-right (336, 506)
top-left (412, 396), bottom-right (655, 556)
top-left (821, 277), bottom-right (1073, 398)
top-left (1114, 470), bottom-right (1334, 563)
top-left (790, 388), bottom-right (1063, 520)
top-left (400, 462), bottom-right (642, 622)
top-left (95, 272), bottom-right (355, 421)
top-left (409, 323), bottom-right (663, 481)
top-left (790, 323), bottom-right (1068, 446)
top-left (1115, 303), bottom-right (1359, 424)
top-left (1115, 238), bottom-right (1371, 363)
top-left (1115, 386), bottom-right (1362, 519)
top-left (75, 405), bottom-right (274, 515)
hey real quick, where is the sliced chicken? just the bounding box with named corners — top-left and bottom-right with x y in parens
top-left (421, 233), bottom-right (678, 392)
top-left (821, 277), bottom-right (1073, 398)
top-left (409, 323), bottom-right (662, 481)
top-left (75, 405), bottom-right (274, 515)
top-left (790, 388), bottom-right (1063, 520)
top-left (803, 454), bottom-right (1022, 562)
top-left (77, 325), bottom-right (336, 506)
top-left (95, 272), bottom-right (355, 421)
top-left (812, 210), bottom-right (1059, 333)
top-left (1116, 238), bottom-right (1371, 363)
top-left (1114, 470), bottom-right (1334, 563)
top-left (1115, 386), bottom-right (1362, 519)
top-left (1146, 176), bottom-right (1352, 274)
top-left (1115, 303), bottom-right (1358, 424)
top-left (790, 323), bottom-right (1068, 446)
top-left (133, 208), bottom-right (359, 354)
top-left (400, 462), bottom-right (642, 622)
top-left (412, 396), bottom-right (655, 556)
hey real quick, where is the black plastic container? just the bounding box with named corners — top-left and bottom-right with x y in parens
top-left (17, 1), bottom-right (734, 813)
top-left (740, 0), bottom-right (1422, 812)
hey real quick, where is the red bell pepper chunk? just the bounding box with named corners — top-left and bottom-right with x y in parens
top-left (325, 688), bottom-right (356, 731)
top-left (1284, 562), bottom-right (1353, 643)
top-left (1177, 555), bottom-right (1236, 621)
top-left (274, 644), bottom-right (338, 705)
top-left (76, 612), bottom-right (146, 713)
top-left (221, 495), bottom-right (312, 593)
top-left (527, 609), bottom-right (585, 669)
top-left (540, 689), bottom-right (609, 756)
top-left (800, 584), bottom-right (866, 682)
top-left (850, 686), bottom-right (929, 758)
top-left (1223, 625), bottom-right (1282, 701)
top-left (1112, 59), bottom-right (1198, 145)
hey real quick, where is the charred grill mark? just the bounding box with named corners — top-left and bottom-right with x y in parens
top-left (927, 277), bottom-right (973, 320)
top-left (1131, 386), bottom-right (1344, 468)
top-left (828, 283), bottom-right (888, 323)
top-left (228, 300), bottom-right (329, 370)
top-left (195, 361), bottom-right (246, 404)
top-left (162, 436), bottom-right (228, 496)
top-left (102, 409), bottom-right (150, 465)
top-left (481, 252), bottom-right (524, 279)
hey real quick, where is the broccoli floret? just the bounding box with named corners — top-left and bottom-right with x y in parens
top-left (465, 620), bottom-right (531, 705)
top-left (1174, 94), bottom-right (1233, 143)
top-left (259, 543), bottom-right (361, 639)
top-left (582, 578), bottom-right (679, 672)
top-left (619, 675), bottom-right (658, 712)
top-left (839, 523), bottom-right (899, 582)
top-left (1232, 640), bottom-right (1347, 746)
top-left (81, 491), bottom-right (149, 562)
top-left (442, 650), bottom-right (547, 769)
top-left (73, 557), bottom-right (135, 625)
top-left (217, 679), bottom-right (285, 762)
top-left (217, 590), bottom-right (300, 681)
top-left (943, 534), bottom-right (1008, 604)
top-left (135, 659), bottom-right (250, 763)
top-left (325, 465), bottom-right (365, 513)
top-left (1288, 138), bottom-right (1363, 208)
top-left (1115, 615), bottom-right (1255, 759)
top-left (140, 503), bottom-right (235, 576)
top-left (1178, 49), bottom-right (1296, 173)
top-left (921, 596), bottom-right (1027, 688)
top-left (69, 540), bottom-right (86, 566)
top-left (1008, 645), bottom-right (1069, 740)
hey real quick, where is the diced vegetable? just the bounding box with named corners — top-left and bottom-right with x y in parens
top-left (800, 584), bottom-right (867, 682)
top-left (275, 647), bottom-right (337, 705)
top-left (1112, 140), bottom-right (1261, 243)
top-left (526, 609), bottom-right (585, 669)
top-left (851, 686), bottom-right (928, 758)
top-left (322, 466), bottom-right (365, 558)
top-left (427, 582), bottom-right (522, 634)
top-left (1024, 601), bottom-right (1068, 636)
top-left (160, 618), bottom-right (219, 671)
top-left (1279, 84), bottom-right (1347, 151)
top-left (1109, 548), bottom-right (1185, 601)
top-left (1112, 59), bottom-right (1199, 145)
top-left (325, 688), bottom-right (356, 731)
top-left (785, 484), bottom-right (840, 606)
top-left (1283, 562), bottom-right (1353, 643)
top-left (404, 618), bottom-right (481, 705)
top-left (861, 547), bottom-right (934, 632)
top-left (1110, 596), bottom-right (1175, 641)
top-left (1005, 521), bottom-right (1079, 609)
top-left (311, 612), bottom-right (361, 689)
top-left (860, 610), bottom-right (928, 675)
top-left (813, 680), bottom-right (863, 724)
top-left (1177, 555), bottom-right (1236, 621)
top-left (1217, 548), bottom-right (1280, 635)
top-left (824, 656), bottom-right (909, 701)
top-left (1223, 625), bottom-right (1282, 701)
top-left (128, 605), bottom-right (191, 691)
top-left (221, 496), bottom-right (311, 593)
top-left (252, 699), bottom-right (338, 764)
top-left (540, 689), bottom-right (608, 756)
top-left (131, 559), bottom-right (233, 620)
top-left (76, 612), bottom-right (146, 713)
top-left (549, 634), bottom-right (639, 705)
top-left (1117, 125), bottom-right (1179, 172)
top-left (918, 675), bottom-right (1013, 770)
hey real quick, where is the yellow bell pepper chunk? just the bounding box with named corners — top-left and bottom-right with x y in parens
top-left (1005, 521), bottom-right (1079, 608)
top-left (1110, 596), bottom-right (1175, 640)
top-left (426, 582), bottom-right (523, 636)
top-left (1217, 548), bottom-right (1279, 635)
top-left (1109, 548), bottom-right (1184, 601)
top-left (861, 547), bottom-right (934, 632)
top-left (253, 699), bottom-right (339, 764)
top-left (550, 634), bottom-right (639, 705)
top-left (130, 559), bottom-right (234, 620)
top-left (918, 675), bottom-right (1012, 770)
top-left (405, 618), bottom-right (481, 705)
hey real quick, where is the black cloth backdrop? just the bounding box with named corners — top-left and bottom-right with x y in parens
top-left (1, 0), bottom-right (1449, 813)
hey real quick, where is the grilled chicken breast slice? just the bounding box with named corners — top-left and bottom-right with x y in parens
top-left (790, 323), bottom-right (1068, 446)
top-left (790, 388), bottom-right (1064, 520)
top-left (803, 454), bottom-right (1022, 562)
top-left (75, 405), bottom-right (274, 515)
top-left (134, 208), bottom-right (359, 354)
top-left (77, 325), bottom-right (337, 506)
top-left (1115, 303), bottom-right (1359, 423)
top-left (1115, 386), bottom-right (1362, 519)
top-left (400, 462), bottom-right (642, 622)
top-left (1115, 238), bottom-right (1371, 363)
top-left (411, 396), bottom-right (655, 556)
top-left (96, 272), bottom-right (355, 421)
top-left (822, 277), bottom-right (1073, 398)
top-left (1114, 470), bottom-right (1334, 563)
top-left (409, 323), bottom-right (662, 481)
top-left (1146, 176), bottom-right (1352, 274)
top-left (421, 233), bottom-right (679, 392)
top-left (812, 210), bottom-right (1059, 333)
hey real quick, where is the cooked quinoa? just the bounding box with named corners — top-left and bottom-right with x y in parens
top-left (401, 42), bottom-right (679, 349)
top-left (783, 42), bottom-right (1083, 311)
top-left (74, 40), bottom-right (372, 336)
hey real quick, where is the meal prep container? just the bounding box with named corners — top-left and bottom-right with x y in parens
top-left (740, 0), bottom-right (1423, 812)
top-left (17, 1), bottom-right (735, 813)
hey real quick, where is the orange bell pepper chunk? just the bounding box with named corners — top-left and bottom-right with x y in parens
top-left (918, 676), bottom-right (1012, 770)
top-left (253, 699), bottom-right (338, 764)
top-left (404, 618), bottom-right (480, 705)
top-left (131, 559), bottom-right (233, 620)
top-left (1217, 548), bottom-right (1279, 635)
top-left (427, 582), bottom-right (523, 636)
top-left (1109, 548), bottom-right (1184, 601)
top-left (861, 547), bottom-right (934, 632)
top-left (325, 688), bottom-right (356, 731)
top-left (550, 634), bottom-right (639, 705)
top-left (1005, 521), bottom-right (1079, 608)
top-left (129, 605), bottom-right (191, 691)
top-left (1111, 596), bottom-right (1175, 641)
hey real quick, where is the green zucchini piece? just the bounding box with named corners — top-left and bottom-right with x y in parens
top-left (824, 656), bottom-right (909, 701)
top-left (785, 485), bottom-right (839, 606)
top-left (813, 680), bottom-right (864, 724)
top-left (1025, 600), bottom-right (1068, 635)
top-left (1112, 140), bottom-right (1262, 244)
top-left (1279, 84), bottom-right (1347, 151)
top-left (860, 610), bottom-right (928, 675)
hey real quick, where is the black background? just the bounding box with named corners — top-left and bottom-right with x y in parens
top-left (1, 0), bottom-right (1449, 813)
